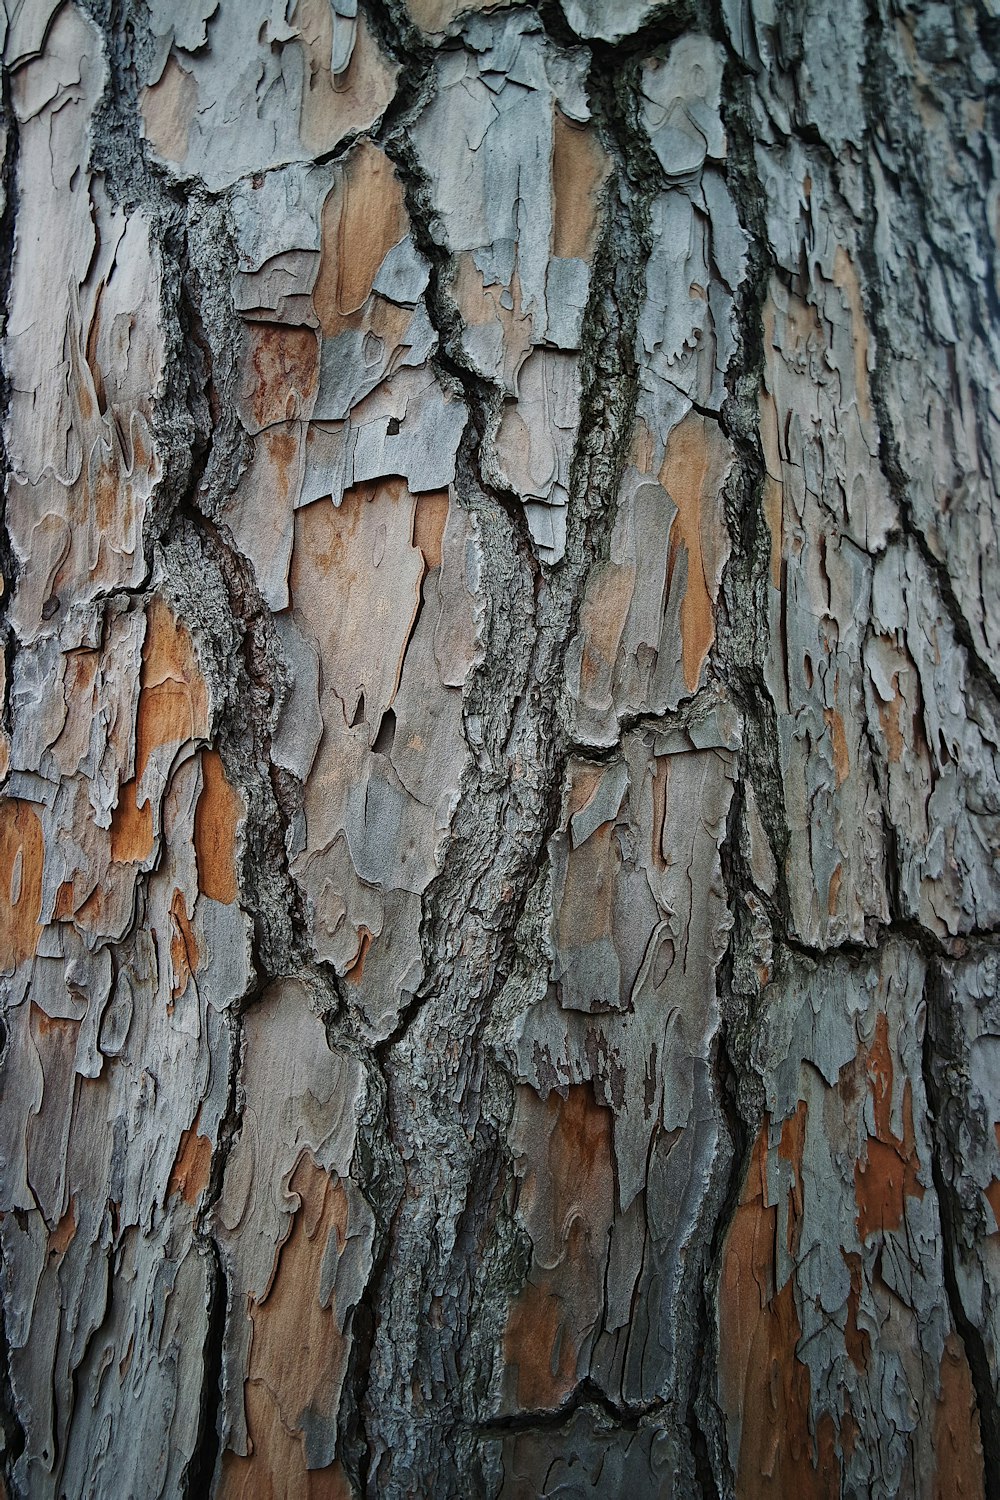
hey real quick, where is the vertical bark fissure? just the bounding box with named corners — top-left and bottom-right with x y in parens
top-left (347, 15), bottom-right (667, 1489)
top-left (688, 19), bottom-right (787, 1491)
top-left (921, 959), bottom-right (1000, 1497)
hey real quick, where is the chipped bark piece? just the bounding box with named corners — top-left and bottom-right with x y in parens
top-left (925, 948), bottom-right (1000, 1432)
top-left (215, 980), bottom-right (372, 1469)
top-left (717, 945), bottom-right (977, 1498)
top-left (865, 542), bottom-right (1000, 937)
top-left (313, 142), bottom-right (409, 338)
top-left (405, 0), bottom-right (517, 33)
top-left (140, 1), bottom-right (398, 191)
top-left (759, 274), bottom-right (891, 948)
top-left (6, 13), bottom-right (163, 644)
top-left (219, 1156), bottom-right (355, 1500)
top-left (641, 36), bottom-right (726, 182)
top-left (559, 0), bottom-right (661, 43)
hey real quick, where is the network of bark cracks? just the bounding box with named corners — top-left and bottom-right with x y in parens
top-left (0, 0), bottom-right (997, 1497)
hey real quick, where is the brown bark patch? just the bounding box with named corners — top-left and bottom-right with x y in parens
top-left (141, 55), bottom-right (197, 163)
top-left (168, 1109), bottom-right (213, 1207)
top-left (932, 1333), bottom-right (985, 1499)
top-left (823, 708), bottom-right (850, 786)
top-left (831, 246), bottom-right (873, 425)
top-left (503, 1276), bottom-right (579, 1411)
top-left (49, 1198), bottom-right (77, 1257)
top-left (551, 111), bottom-right (609, 262)
top-left (841, 1252), bottom-right (871, 1371)
top-left (411, 490), bottom-right (450, 571)
top-left (313, 141), bottom-right (408, 336)
top-left (659, 413), bottom-right (730, 692)
top-left (0, 799), bottom-right (45, 968)
top-left (220, 1154), bottom-right (352, 1500)
top-left (242, 324), bottom-right (319, 430)
top-left (853, 1013), bottom-right (925, 1240)
top-left (719, 1122), bottom-right (841, 1498)
top-left (136, 597), bottom-right (209, 782)
top-left (194, 750), bottom-right (243, 905)
top-left (451, 255), bottom-right (533, 387)
top-left (778, 1101), bottom-right (807, 1258)
top-left (169, 889), bottom-right (199, 1000)
top-left (876, 672), bottom-right (906, 764)
top-left (342, 927), bottom-right (373, 985)
top-left (504, 1085), bottom-right (614, 1412)
top-left (577, 563), bottom-right (634, 696)
top-left (557, 820), bottom-right (618, 951)
top-left (110, 779), bottom-right (153, 865)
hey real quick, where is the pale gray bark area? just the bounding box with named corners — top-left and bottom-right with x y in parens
top-left (0, 1), bottom-right (996, 1497)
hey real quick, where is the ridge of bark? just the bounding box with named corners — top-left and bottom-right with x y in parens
top-left (347, 12), bottom-right (666, 1491)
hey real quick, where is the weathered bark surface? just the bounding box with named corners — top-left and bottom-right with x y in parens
top-left (0, 1), bottom-right (996, 1496)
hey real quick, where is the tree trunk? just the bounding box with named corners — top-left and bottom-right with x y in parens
top-left (0, 0), bottom-right (997, 1495)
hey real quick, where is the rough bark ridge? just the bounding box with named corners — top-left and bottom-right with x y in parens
top-left (0, 1), bottom-right (996, 1496)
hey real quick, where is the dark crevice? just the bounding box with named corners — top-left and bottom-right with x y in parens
top-left (476, 1379), bottom-right (669, 1438)
top-left (921, 963), bottom-right (1000, 1500)
top-left (180, 1237), bottom-right (229, 1500)
top-left (683, 3), bottom-right (791, 1491)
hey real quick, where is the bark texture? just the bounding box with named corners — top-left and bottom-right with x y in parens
top-left (0, 0), bottom-right (997, 1496)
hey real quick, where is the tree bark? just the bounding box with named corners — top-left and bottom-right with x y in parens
top-left (0, 1), bottom-right (997, 1496)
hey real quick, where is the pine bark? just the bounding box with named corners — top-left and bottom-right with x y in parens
top-left (0, 1), bottom-right (997, 1496)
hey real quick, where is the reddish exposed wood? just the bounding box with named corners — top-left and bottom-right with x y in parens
top-left (719, 1124), bottom-right (841, 1498)
top-left (220, 1154), bottom-right (353, 1500)
top-left (932, 1334), bottom-right (985, 1500)
top-left (194, 750), bottom-right (243, 905)
top-left (169, 888), bottom-right (199, 1000)
top-left (110, 779), bottom-right (154, 865)
top-left (242, 324), bottom-right (319, 430)
top-left (411, 491), bottom-right (450, 571)
top-left (658, 413), bottom-right (729, 691)
top-left (853, 1014), bottom-right (925, 1240)
top-left (504, 1085), bottom-right (615, 1411)
top-left (136, 598), bottom-right (210, 781)
top-left (551, 111), bottom-right (609, 262)
top-left (0, 800), bottom-right (45, 968)
top-left (168, 1110), bottom-right (213, 1207)
top-left (313, 142), bottom-right (408, 336)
